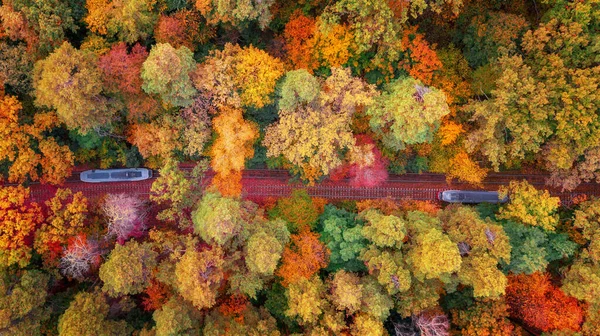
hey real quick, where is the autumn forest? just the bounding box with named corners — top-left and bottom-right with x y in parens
top-left (0, 0), bottom-right (599, 335)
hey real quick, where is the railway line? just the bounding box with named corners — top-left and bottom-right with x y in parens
top-left (8, 167), bottom-right (599, 207)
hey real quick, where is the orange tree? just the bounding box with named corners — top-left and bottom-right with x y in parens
top-left (506, 273), bottom-right (584, 332)
top-left (276, 229), bottom-right (330, 287)
top-left (0, 186), bottom-right (44, 268)
top-left (0, 95), bottom-right (74, 185)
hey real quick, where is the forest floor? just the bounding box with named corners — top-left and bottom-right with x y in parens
top-left (19, 167), bottom-right (600, 207)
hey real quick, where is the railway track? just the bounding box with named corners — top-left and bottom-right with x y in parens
top-left (7, 167), bottom-right (600, 207)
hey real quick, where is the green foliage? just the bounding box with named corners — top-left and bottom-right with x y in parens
top-left (152, 296), bottom-right (201, 336)
top-left (141, 43), bottom-right (197, 107)
top-left (99, 241), bottom-right (158, 297)
top-left (268, 189), bottom-right (320, 233)
top-left (57, 291), bottom-right (129, 336)
top-left (318, 205), bottom-right (367, 272)
top-left (458, 11), bottom-right (529, 68)
top-left (367, 77), bottom-right (450, 151)
top-left (277, 69), bottom-right (320, 111)
top-left (0, 269), bottom-right (49, 335)
top-left (264, 283), bottom-right (300, 332)
top-left (12, 0), bottom-right (79, 56)
top-left (192, 192), bottom-right (244, 246)
top-left (501, 221), bottom-right (577, 274)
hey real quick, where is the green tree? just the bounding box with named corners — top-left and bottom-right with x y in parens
top-left (318, 205), bottom-right (367, 272)
top-left (192, 192), bottom-right (245, 247)
top-left (458, 11), bottom-right (529, 68)
top-left (0, 269), bottom-right (49, 336)
top-left (9, 0), bottom-right (79, 56)
top-left (33, 42), bottom-right (116, 132)
top-left (152, 296), bottom-right (202, 336)
top-left (268, 189), bottom-right (321, 233)
top-left (99, 241), bottom-right (158, 297)
top-left (57, 291), bottom-right (129, 336)
top-left (141, 43), bottom-right (197, 107)
top-left (501, 221), bottom-right (577, 274)
top-left (367, 77), bottom-right (450, 151)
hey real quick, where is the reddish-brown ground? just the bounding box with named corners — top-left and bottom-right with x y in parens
top-left (14, 168), bottom-right (600, 207)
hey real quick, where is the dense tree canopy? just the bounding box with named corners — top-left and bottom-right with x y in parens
top-left (0, 0), bottom-right (598, 334)
top-left (33, 42), bottom-right (116, 132)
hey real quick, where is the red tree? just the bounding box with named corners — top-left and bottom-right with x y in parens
top-left (506, 273), bottom-right (584, 333)
top-left (98, 42), bottom-right (159, 121)
top-left (154, 10), bottom-right (214, 51)
top-left (330, 135), bottom-right (388, 187)
top-left (141, 280), bottom-right (171, 311)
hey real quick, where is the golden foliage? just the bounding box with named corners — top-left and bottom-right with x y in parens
top-left (210, 106), bottom-right (258, 197)
top-left (438, 121), bottom-right (464, 146)
top-left (498, 180), bottom-right (561, 231)
top-left (446, 151), bottom-right (487, 186)
top-left (232, 45), bottom-right (285, 108)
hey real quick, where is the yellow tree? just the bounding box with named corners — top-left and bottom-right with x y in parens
top-left (498, 180), bottom-right (560, 231)
top-left (85, 0), bottom-right (157, 43)
top-left (210, 106), bottom-right (258, 197)
top-left (175, 248), bottom-right (225, 310)
top-left (232, 45), bottom-right (284, 108)
top-left (285, 276), bottom-right (326, 325)
top-left (263, 68), bottom-right (377, 183)
top-left (367, 77), bottom-right (450, 151)
top-left (465, 2), bottom-right (600, 190)
top-left (127, 114), bottom-right (185, 160)
top-left (439, 205), bottom-right (511, 298)
top-left (193, 43), bottom-right (285, 109)
top-left (446, 151), bottom-right (487, 186)
top-left (33, 42), bottom-right (115, 132)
